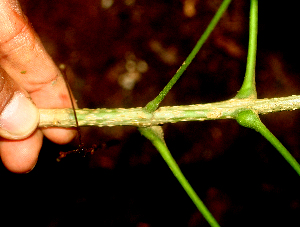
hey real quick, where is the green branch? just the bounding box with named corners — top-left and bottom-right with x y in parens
top-left (233, 0), bottom-right (300, 176)
top-left (235, 0), bottom-right (258, 99)
top-left (144, 0), bottom-right (232, 113)
top-left (236, 109), bottom-right (300, 176)
top-left (39, 95), bottom-right (300, 128)
top-left (139, 126), bottom-right (220, 227)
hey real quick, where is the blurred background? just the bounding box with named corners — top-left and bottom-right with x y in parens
top-left (1, 0), bottom-right (300, 226)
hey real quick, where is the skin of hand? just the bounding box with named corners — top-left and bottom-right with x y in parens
top-left (0, 0), bottom-right (77, 173)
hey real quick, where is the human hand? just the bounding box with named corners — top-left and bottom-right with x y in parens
top-left (0, 0), bottom-right (77, 173)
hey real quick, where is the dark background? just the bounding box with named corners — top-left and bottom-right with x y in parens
top-left (1, 0), bottom-right (300, 226)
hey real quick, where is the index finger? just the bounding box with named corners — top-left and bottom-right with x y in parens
top-left (0, 0), bottom-right (76, 144)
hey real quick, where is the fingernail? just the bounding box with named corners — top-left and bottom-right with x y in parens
top-left (0, 92), bottom-right (39, 139)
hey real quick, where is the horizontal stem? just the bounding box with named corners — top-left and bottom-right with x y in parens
top-left (39, 95), bottom-right (300, 128)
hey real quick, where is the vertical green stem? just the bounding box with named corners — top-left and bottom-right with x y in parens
top-left (235, 0), bottom-right (258, 99)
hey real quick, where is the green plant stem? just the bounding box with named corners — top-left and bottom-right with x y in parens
top-left (236, 110), bottom-right (300, 176)
top-left (235, 0), bottom-right (258, 99)
top-left (39, 95), bottom-right (300, 128)
top-left (139, 126), bottom-right (220, 227)
top-left (145, 0), bottom-right (232, 113)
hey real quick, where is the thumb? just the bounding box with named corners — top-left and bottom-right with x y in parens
top-left (0, 68), bottom-right (39, 140)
